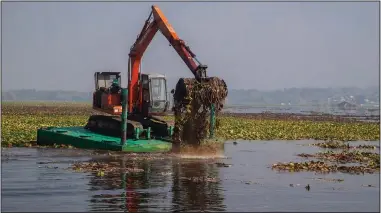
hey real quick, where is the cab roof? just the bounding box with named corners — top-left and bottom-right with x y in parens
top-left (146, 73), bottom-right (166, 78)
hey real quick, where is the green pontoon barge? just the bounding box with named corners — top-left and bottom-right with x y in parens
top-left (37, 89), bottom-right (173, 152)
top-left (36, 88), bottom-right (218, 153)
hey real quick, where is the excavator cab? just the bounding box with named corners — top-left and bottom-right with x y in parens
top-left (94, 72), bottom-right (121, 91)
top-left (141, 73), bottom-right (169, 116)
top-left (88, 71), bottom-right (171, 139)
top-left (93, 72), bottom-right (122, 114)
top-left (92, 71), bottom-right (168, 116)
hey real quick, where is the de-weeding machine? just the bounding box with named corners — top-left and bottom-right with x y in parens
top-left (36, 5), bottom-right (226, 152)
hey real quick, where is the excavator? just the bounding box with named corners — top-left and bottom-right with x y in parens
top-left (85, 5), bottom-right (227, 142)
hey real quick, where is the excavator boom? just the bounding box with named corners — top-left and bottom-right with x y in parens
top-left (128, 5), bottom-right (207, 113)
top-left (152, 6), bottom-right (206, 78)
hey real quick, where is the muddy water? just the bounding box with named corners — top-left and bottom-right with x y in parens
top-left (1, 140), bottom-right (379, 212)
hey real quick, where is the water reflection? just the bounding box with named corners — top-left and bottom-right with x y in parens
top-left (86, 155), bottom-right (225, 212)
top-left (171, 160), bottom-right (225, 212)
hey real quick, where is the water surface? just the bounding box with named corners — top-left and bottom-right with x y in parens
top-left (2, 140), bottom-right (379, 212)
top-left (224, 105), bottom-right (380, 117)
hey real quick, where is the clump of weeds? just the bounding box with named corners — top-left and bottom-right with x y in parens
top-left (272, 160), bottom-right (379, 175)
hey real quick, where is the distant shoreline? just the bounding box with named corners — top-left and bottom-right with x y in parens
top-left (2, 86), bottom-right (379, 107)
top-left (2, 101), bottom-right (379, 123)
top-left (2, 100), bottom-right (380, 108)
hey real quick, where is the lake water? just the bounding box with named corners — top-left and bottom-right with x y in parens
top-left (1, 140), bottom-right (380, 212)
top-left (224, 105), bottom-right (380, 117)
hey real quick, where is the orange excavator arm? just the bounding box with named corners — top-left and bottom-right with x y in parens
top-left (128, 5), bottom-right (208, 113)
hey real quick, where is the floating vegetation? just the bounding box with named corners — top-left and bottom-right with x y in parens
top-left (273, 139), bottom-right (380, 175)
top-left (70, 162), bottom-right (144, 174)
top-left (297, 153), bottom-right (315, 158)
top-left (42, 144), bottom-right (75, 149)
top-left (356, 144), bottom-right (380, 149)
top-left (2, 102), bottom-right (95, 116)
top-left (307, 177), bottom-right (344, 182)
top-left (312, 141), bottom-right (350, 149)
top-left (214, 118), bottom-right (379, 142)
top-left (275, 148), bottom-right (380, 175)
top-left (215, 162), bottom-right (232, 167)
top-left (272, 161), bottom-right (333, 173)
top-left (2, 114), bottom-right (88, 147)
top-left (297, 151), bottom-right (380, 166)
top-left (6, 141), bottom-right (76, 149)
top-left (311, 141), bottom-right (379, 149)
top-left (2, 102), bottom-right (379, 147)
top-left (271, 161), bottom-right (379, 174)
top-left (361, 184), bottom-right (376, 187)
top-left (222, 112), bottom-right (379, 123)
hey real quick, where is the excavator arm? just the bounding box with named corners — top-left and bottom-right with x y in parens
top-left (151, 6), bottom-right (208, 80)
top-left (128, 5), bottom-right (207, 113)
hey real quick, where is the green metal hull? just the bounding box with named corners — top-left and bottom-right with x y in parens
top-left (37, 126), bottom-right (172, 153)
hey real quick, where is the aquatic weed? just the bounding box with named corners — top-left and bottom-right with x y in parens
top-left (2, 102), bottom-right (379, 146)
top-left (271, 160), bottom-right (379, 174)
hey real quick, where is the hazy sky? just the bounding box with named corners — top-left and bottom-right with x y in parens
top-left (2, 2), bottom-right (379, 92)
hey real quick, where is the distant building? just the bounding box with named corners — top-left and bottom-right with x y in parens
top-left (337, 101), bottom-right (357, 110)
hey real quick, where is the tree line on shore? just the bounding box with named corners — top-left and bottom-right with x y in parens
top-left (2, 86), bottom-right (379, 106)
